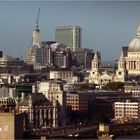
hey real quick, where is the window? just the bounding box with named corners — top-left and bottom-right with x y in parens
top-left (66, 73), bottom-right (68, 77)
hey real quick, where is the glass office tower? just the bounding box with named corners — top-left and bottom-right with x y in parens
top-left (55, 26), bottom-right (81, 52)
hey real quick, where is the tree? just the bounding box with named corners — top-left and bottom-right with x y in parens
top-left (102, 82), bottom-right (124, 91)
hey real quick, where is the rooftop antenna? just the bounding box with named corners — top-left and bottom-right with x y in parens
top-left (36, 8), bottom-right (40, 29)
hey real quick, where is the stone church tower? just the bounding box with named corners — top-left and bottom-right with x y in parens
top-left (89, 51), bottom-right (101, 84)
top-left (115, 52), bottom-right (127, 82)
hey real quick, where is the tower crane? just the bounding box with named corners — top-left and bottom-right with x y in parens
top-left (36, 8), bottom-right (40, 29)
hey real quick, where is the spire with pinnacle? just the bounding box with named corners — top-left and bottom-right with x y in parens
top-left (91, 51), bottom-right (100, 70)
top-left (94, 51), bottom-right (98, 60)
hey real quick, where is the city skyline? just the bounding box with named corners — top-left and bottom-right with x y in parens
top-left (0, 1), bottom-right (140, 61)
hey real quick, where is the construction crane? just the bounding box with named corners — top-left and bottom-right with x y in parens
top-left (36, 8), bottom-right (40, 29)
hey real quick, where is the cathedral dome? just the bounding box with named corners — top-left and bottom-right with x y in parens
top-left (128, 38), bottom-right (140, 51)
top-left (128, 23), bottom-right (140, 52)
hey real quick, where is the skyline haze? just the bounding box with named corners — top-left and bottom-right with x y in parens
top-left (0, 1), bottom-right (140, 61)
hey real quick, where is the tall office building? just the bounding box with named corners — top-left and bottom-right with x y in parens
top-left (55, 26), bottom-right (81, 52)
top-left (73, 48), bottom-right (94, 69)
top-left (50, 43), bottom-right (73, 68)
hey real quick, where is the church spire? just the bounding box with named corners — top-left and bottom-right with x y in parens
top-left (91, 51), bottom-right (100, 70)
top-left (94, 51), bottom-right (99, 60)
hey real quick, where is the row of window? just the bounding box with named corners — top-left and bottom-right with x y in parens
top-left (67, 102), bottom-right (79, 105)
top-left (115, 107), bottom-right (138, 109)
top-left (115, 110), bottom-right (138, 113)
top-left (115, 114), bottom-right (138, 118)
top-left (0, 100), bottom-right (15, 104)
top-left (129, 52), bottom-right (140, 55)
top-left (125, 104), bottom-right (138, 106)
top-left (66, 99), bottom-right (79, 101)
top-left (67, 95), bottom-right (79, 98)
top-left (53, 72), bottom-right (73, 78)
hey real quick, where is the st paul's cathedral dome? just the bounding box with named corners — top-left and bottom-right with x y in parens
top-left (128, 24), bottom-right (140, 51)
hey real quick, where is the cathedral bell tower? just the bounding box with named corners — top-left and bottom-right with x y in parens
top-left (91, 51), bottom-right (100, 72)
top-left (89, 51), bottom-right (100, 84)
top-left (115, 52), bottom-right (126, 82)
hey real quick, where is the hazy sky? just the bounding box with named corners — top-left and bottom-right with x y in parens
top-left (0, 1), bottom-right (140, 61)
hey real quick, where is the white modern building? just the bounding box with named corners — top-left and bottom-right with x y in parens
top-left (114, 100), bottom-right (140, 120)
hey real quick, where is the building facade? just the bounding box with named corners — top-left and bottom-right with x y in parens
top-left (27, 45), bottom-right (43, 65)
top-left (89, 51), bottom-right (114, 85)
top-left (66, 90), bottom-right (89, 113)
top-left (0, 55), bottom-right (24, 68)
top-left (18, 93), bottom-right (58, 128)
top-left (66, 91), bottom-right (89, 112)
top-left (124, 82), bottom-right (140, 98)
top-left (55, 26), bottom-right (81, 52)
top-left (114, 100), bottom-right (140, 120)
top-left (34, 81), bottom-right (66, 126)
top-left (73, 48), bottom-right (94, 69)
top-left (0, 112), bottom-right (24, 139)
top-left (50, 43), bottom-right (73, 68)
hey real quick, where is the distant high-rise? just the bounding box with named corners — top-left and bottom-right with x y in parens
top-left (55, 26), bottom-right (81, 52)
top-left (50, 43), bottom-right (73, 68)
top-left (27, 9), bottom-right (44, 68)
top-left (27, 45), bottom-right (43, 65)
top-left (73, 48), bottom-right (94, 69)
